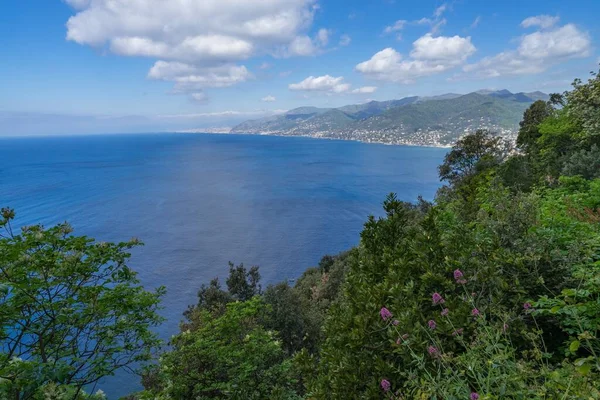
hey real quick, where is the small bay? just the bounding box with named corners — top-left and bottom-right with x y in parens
top-left (0, 133), bottom-right (446, 397)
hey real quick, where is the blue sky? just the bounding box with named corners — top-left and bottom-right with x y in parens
top-left (1, 0), bottom-right (599, 135)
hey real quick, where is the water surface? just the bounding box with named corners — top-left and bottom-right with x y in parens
top-left (0, 133), bottom-right (446, 398)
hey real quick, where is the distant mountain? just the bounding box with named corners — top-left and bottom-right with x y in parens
top-left (230, 90), bottom-right (549, 147)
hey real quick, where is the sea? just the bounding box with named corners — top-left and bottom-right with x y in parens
top-left (0, 133), bottom-right (447, 398)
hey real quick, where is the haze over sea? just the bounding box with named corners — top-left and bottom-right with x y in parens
top-left (1, 133), bottom-right (445, 397)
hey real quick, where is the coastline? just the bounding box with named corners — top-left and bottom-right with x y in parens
top-left (175, 130), bottom-right (454, 149)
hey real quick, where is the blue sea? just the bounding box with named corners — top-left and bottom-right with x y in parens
top-left (0, 133), bottom-right (446, 398)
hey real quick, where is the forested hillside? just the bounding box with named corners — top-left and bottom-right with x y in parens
top-left (1, 70), bottom-right (599, 399)
top-left (231, 90), bottom-right (547, 146)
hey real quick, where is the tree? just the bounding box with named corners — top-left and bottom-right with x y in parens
top-left (0, 208), bottom-right (165, 399)
top-left (516, 100), bottom-right (554, 153)
top-left (141, 298), bottom-right (300, 399)
top-left (562, 144), bottom-right (600, 179)
top-left (566, 69), bottom-right (600, 137)
top-left (438, 129), bottom-right (503, 186)
top-left (226, 262), bottom-right (261, 301)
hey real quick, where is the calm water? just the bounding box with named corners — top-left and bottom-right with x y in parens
top-left (0, 133), bottom-right (446, 398)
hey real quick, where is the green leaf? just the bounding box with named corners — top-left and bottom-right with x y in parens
top-left (569, 340), bottom-right (580, 352)
top-left (577, 363), bottom-right (592, 376)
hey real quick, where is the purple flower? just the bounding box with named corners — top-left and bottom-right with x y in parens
top-left (396, 338), bottom-right (402, 345)
top-left (441, 308), bottom-right (449, 317)
top-left (428, 319), bottom-right (437, 330)
top-left (432, 292), bottom-right (445, 305)
top-left (402, 334), bottom-right (409, 340)
top-left (427, 346), bottom-right (438, 356)
top-left (452, 328), bottom-right (464, 336)
top-left (392, 319), bottom-right (400, 326)
top-left (471, 308), bottom-right (481, 317)
top-left (470, 393), bottom-right (480, 400)
top-left (503, 323), bottom-right (509, 333)
top-left (454, 269), bottom-right (464, 280)
top-left (523, 302), bottom-right (532, 310)
top-left (381, 379), bottom-right (391, 392)
top-left (380, 307), bottom-right (392, 321)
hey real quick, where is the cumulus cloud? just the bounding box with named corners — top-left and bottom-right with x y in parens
top-left (356, 34), bottom-right (476, 83)
top-left (339, 34), bottom-right (351, 46)
top-left (287, 35), bottom-right (318, 56)
top-left (64, 0), bottom-right (319, 94)
top-left (284, 28), bottom-right (334, 56)
top-left (410, 34), bottom-right (475, 61)
top-left (262, 95), bottom-right (276, 102)
top-left (462, 19), bottom-right (591, 79)
top-left (351, 86), bottom-right (378, 94)
top-left (148, 62), bottom-right (252, 91)
top-left (521, 15), bottom-right (559, 29)
top-left (289, 75), bottom-right (351, 93)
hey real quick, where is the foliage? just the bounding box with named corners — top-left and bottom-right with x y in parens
top-left (565, 68), bottom-right (600, 136)
top-left (516, 99), bottom-right (554, 152)
top-left (438, 129), bottom-right (504, 187)
top-left (562, 144), bottom-right (600, 179)
top-left (0, 209), bottom-right (165, 400)
top-left (139, 298), bottom-right (301, 400)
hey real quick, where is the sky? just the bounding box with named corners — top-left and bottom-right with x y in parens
top-left (1, 0), bottom-right (599, 135)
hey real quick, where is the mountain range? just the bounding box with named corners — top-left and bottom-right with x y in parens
top-left (230, 90), bottom-right (549, 147)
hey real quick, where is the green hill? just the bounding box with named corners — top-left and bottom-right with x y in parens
top-left (230, 90), bottom-right (548, 146)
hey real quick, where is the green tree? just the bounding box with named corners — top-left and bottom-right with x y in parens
top-left (0, 208), bottom-right (165, 400)
top-left (562, 144), bottom-right (600, 179)
top-left (438, 129), bottom-right (503, 187)
top-left (516, 99), bottom-right (554, 153)
top-left (226, 262), bottom-right (261, 301)
top-left (565, 69), bottom-right (600, 137)
top-left (141, 298), bottom-right (300, 400)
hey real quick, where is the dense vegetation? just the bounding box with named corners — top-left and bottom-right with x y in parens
top-left (1, 70), bottom-right (599, 399)
top-left (231, 90), bottom-right (545, 145)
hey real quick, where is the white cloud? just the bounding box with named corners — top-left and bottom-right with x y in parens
top-left (410, 34), bottom-right (475, 61)
top-left (339, 34), bottom-right (351, 46)
top-left (64, 0), bottom-right (318, 94)
top-left (351, 86), bottom-right (378, 94)
top-left (471, 16), bottom-right (481, 29)
top-left (110, 35), bottom-right (254, 63)
top-left (259, 62), bottom-right (272, 70)
top-left (262, 95), bottom-right (276, 102)
top-left (356, 34), bottom-right (476, 83)
top-left (317, 28), bottom-right (331, 46)
top-left (413, 4), bottom-right (447, 35)
top-left (287, 35), bottom-right (318, 56)
top-left (289, 75), bottom-right (351, 93)
top-left (191, 92), bottom-right (209, 103)
top-left (285, 28), bottom-right (333, 56)
top-left (148, 62), bottom-right (252, 91)
top-left (521, 15), bottom-right (560, 29)
top-left (462, 22), bottom-right (591, 78)
top-left (384, 20), bottom-right (407, 34)
top-left (433, 4), bottom-right (447, 19)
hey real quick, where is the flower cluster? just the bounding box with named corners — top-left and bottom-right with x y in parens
top-left (432, 292), bottom-right (445, 305)
top-left (380, 307), bottom-right (392, 321)
top-left (454, 269), bottom-right (467, 285)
